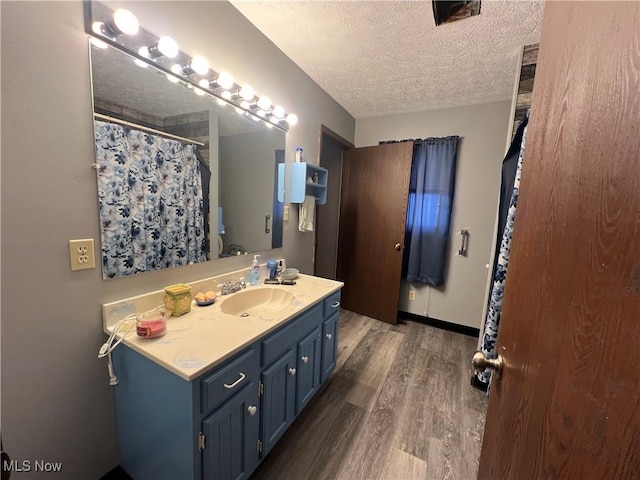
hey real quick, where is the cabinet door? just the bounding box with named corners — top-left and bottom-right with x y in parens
top-left (202, 383), bottom-right (260, 480)
top-left (296, 327), bottom-right (321, 413)
top-left (321, 312), bottom-right (339, 383)
top-left (261, 349), bottom-right (296, 455)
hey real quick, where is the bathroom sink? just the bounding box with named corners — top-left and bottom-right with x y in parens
top-left (220, 288), bottom-right (295, 318)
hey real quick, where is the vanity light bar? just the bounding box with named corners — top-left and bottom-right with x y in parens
top-left (84, 0), bottom-right (297, 131)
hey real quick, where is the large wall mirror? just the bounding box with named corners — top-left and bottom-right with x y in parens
top-left (89, 42), bottom-right (285, 279)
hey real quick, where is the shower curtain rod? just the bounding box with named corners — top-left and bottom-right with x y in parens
top-left (94, 112), bottom-right (206, 147)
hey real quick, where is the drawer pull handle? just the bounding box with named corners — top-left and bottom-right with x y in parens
top-left (331, 301), bottom-right (341, 308)
top-left (289, 368), bottom-right (296, 376)
top-left (224, 372), bottom-right (246, 389)
top-left (301, 356), bottom-right (309, 364)
top-left (326, 333), bottom-right (332, 340)
top-left (247, 405), bottom-right (257, 416)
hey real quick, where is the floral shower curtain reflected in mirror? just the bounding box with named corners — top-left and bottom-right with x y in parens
top-left (94, 120), bottom-right (207, 278)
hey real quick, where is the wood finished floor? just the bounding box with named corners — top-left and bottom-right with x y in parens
top-left (250, 310), bottom-right (488, 480)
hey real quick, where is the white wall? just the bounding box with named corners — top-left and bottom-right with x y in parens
top-left (0, 1), bottom-right (354, 477)
top-left (355, 101), bottom-right (512, 328)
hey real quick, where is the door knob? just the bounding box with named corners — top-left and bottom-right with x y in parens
top-left (472, 351), bottom-right (504, 379)
top-left (247, 405), bottom-right (257, 416)
top-left (394, 243), bottom-right (402, 251)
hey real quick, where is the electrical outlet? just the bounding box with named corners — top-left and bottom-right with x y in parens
top-left (408, 290), bottom-right (416, 301)
top-left (283, 206), bottom-right (290, 222)
top-left (69, 239), bottom-right (96, 271)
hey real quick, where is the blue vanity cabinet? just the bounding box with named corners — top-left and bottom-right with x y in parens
top-left (201, 383), bottom-right (259, 480)
top-left (296, 327), bottom-right (322, 413)
top-left (260, 349), bottom-right (297, 455)
top-left (321, 291), bottom-right (341, 383)
top-left (321, 313), bottom-right (339, 383)
top-left (200, 347), bottom-right (261, 480)
top-left (111, 288), bottom-right (342, 480)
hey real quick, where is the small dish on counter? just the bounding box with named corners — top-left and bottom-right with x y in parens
top-left (195, 298), bottom-right (216, 307)
top-left (280, 268), bottom-right (299, 281)
top-left (194, 291), bottom-right (217, 306)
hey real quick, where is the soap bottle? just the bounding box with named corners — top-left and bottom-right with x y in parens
top-left (250, 255), bottom-right (261, 285)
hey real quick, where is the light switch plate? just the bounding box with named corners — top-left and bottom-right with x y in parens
top-left (69, 239), bottom-right (96, 271)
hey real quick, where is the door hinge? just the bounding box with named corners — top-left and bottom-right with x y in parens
top-left (258, 381), bottom-right (264, 396)
top-left (198, 432), bottom-right (206, 452)
top-left (257, 439), bottom-right (263, 455)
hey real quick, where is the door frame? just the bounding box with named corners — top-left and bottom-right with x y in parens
top-left (314, 125), bottom-right (353, 277)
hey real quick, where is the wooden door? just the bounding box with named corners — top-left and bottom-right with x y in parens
top-left (478, 2), bottom-right (640, 478)
top-left (336, 143), bottom-right (413, 324)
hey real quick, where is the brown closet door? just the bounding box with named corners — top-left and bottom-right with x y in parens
top-left (478, 2), bottom-right (640, 478)
top-left (336, 142), bottom-right (413, 324)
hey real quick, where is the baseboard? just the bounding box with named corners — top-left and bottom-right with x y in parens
top-left (398, 311), bottom-right (480, 338)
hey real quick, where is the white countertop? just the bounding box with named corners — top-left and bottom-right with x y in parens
top-left (105, 274), bottom-right (343, 381)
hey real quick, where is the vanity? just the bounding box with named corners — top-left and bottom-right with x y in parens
top-left (103, 272), bottom-right (342, 480)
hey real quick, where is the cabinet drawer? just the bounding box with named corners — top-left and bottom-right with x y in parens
top-left (262, 303), bottom-right (322, 367)
top-left (323, 291), bottom-right (341, 319)
top-left (201, 347), bottom-right (259, 414)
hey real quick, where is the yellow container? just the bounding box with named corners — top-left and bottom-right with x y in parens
top-left (163, 284), bottom-right (192, 316)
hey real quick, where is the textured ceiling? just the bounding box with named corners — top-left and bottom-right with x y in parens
top-left (231, 0), bottom-right (544, 119)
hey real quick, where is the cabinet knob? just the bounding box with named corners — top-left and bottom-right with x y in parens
top-left (288, 367), bottom-right (296, 376)
top-left (325, 333), bottom-right (332, 340)
top-left (301, 356), bottom-right (309, 364)
top-left (247, 405), bottom-right (257, 416)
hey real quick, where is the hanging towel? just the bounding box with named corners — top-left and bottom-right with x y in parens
top-left (298, 195), bottom-right (315, 232)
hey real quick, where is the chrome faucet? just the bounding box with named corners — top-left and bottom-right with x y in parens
top-left (218, 278), bottom-right (246, 295)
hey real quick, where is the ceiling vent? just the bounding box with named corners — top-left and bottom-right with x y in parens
top-left (432, 1), bottom-right (481, 26)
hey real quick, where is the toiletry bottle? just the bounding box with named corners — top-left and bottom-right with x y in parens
top-left (295, 147), bottom-right (303, 163)
top-left (250, 255), bottom-right (261, 285)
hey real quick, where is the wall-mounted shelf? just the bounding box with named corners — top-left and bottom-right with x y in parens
top-left (290, 162), bottom-right (328, 205)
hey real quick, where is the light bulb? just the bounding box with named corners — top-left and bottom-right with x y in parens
top-left (138, 46), bottom-right (150, 58)
top-left (190, 56), bottom-right (209, 75)
top-left (157, 36), bottom-right (179, 58)
top-left (252, 115), bottom-right (261, 122)
top-left (194, 87), bottom-right (206, 96)
top-left (239, 85), bottom-right (255, 101)
top-left (221, 90), bottom-right (232, 101)
top-left (216, 72), bottom-right (234, 90)
top-left (199, 79), bottom-right (210, 89)
top-left (92, 22), bottom-right (105, 36)
top-left (240, 100), bottom-right (251, 109)
top-left (257, 96), bottom-right (271, 111)
top-left (113, 9), bottom-right (139, 35)
top-left (171, 64), bottom-right (183, 76)
top-left (265, 122), bottom-right (273, 129)
top-left (256, 109), bottom-right (266, 118)
top-left (286, 113), bottom-right (298, 126)
top-left (272, 105), bottom-right (285, 119)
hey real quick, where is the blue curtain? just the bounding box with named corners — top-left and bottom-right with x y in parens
top-left (94, 120), bottom-right (206, 278)
top-left (403, 136), bottom-right (459, 286)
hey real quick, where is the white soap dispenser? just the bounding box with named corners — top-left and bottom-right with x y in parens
top-left (250, 255), bottom-right (261, 285)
